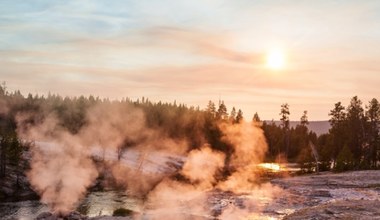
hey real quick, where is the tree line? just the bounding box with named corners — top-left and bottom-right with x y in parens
top-left (0, 83), bottom-right (379, 179)
top-left (318, 96), bottom-right (380, 171)
top-left (0, 85), bottom-right (240, 177)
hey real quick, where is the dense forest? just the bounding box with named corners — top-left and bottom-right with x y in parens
top-left (0, 83), bottom-right (379, 180)
top-left (262, 96), bottom-right (380, 172)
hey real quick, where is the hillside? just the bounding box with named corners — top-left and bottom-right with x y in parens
top-left (265, 121), bottom-right (331, 136)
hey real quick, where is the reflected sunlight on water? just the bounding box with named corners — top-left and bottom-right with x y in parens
top-left (258, 163), bottom-right (301, 173)
top-left (258, 163), bottom-right (281, 172)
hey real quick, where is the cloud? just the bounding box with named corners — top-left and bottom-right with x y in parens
top-left (141, 26), bottom-right (262, 64)
top-left (1, 0), bottom-right (380, 120)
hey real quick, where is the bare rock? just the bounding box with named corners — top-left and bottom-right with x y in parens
top-left (309, 190), bottom-right (331, 198)
top-left (35, 211), bottom-right (89, 220)
top-left (64, 211), bottom-right (88, 220)
top-left (284, 199), bottom-right (380, 220)
top-left (36, 212), bottom-right (57, 220)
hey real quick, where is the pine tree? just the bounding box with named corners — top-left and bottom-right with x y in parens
top-left (236, 109), bottom-right (243, 123)
top-left (217, 101), bottom-right (228, 120)
top-left (280, 103), bottom-right (290, 157)
top-left (328, 102), bottom-right (347, 167)
top-left (365, 98), bottom-right (380, 168)
top-left (300, 110), bottom-right (309, 126)
top-left (252, 112), bottom-right (261, 123)
top-left (280, 103), bottom-right (290, 130)
top-left (346, 96), bottom-right (366, 167)
top-left (229, 107), bottom-right (236, 123)
top-left (252, 112), bottom-right (262, 126)
top-left (206, 100), bottom-right (216, 117)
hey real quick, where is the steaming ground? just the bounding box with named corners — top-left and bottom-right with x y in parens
top-left (3, 170), bottom-right (379, 219)
top-left (28, 143), bottom-right (279, 219)
top-left (1, 160), bottom-right (380, 219)
top-left (90, 170), bottom-right (380, 219)
top-left (13, 102), bottom-right (283, 219)
top-left (11, 103), bottom-right (380, 219)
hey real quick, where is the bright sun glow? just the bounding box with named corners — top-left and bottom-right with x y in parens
top-left (266, 49), bottom-right (285, 70)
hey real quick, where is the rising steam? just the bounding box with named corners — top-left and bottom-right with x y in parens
top-left (17, 114), bottom-right (98, 213)
top-left (181, 145), bottom-right (225, 188)
top-left (17, 102), bottom-right (281, 218)
top-left (217, 121), bottom-right (268, 192)
top-left (143, 121), bottom-right (279, 219)
top-left (16, 103), bottom-right (189, 214)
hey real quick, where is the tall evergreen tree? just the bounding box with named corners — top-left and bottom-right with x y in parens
top-left (206, 100), bottom-right (216, 117)
top-left (346, 96), bottom-right (366, 167)
top-left (366, 98), bottom-right (380, 168)
top-left (280, 103), bottom-right (290, 157)
top-left (329, 102), bottom-right (346, 126)
top-left (280, 103), bottom-right (290, 130)
top-left (300, 110), bottom-right (309, 126)
top-left (328, 101), bottom-right (347, 166)
top-left (217, 101), bottom-right (228, 120)
top-left (252, 112), bottom-right (261, 123)
top-left (294, 110), bottom-right (312, 165)
top-left (236, 109), bottom-right (243, 123)
top-left (229, 107), bottom-right (237, 123)
top-left (252, 112), bottom-right (261, 126)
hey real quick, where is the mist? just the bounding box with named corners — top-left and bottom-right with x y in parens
top-left (15, 100), bottom-right (281, 218)
top-left (142, 121), bottom-right (281, 219)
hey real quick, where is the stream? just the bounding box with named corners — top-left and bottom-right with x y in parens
top-left (3, 170), bottom-right (378, 220)
top-left (0, 191), bottom-right (141, 220)
top-left (0, 163), bottom-right (303, 220)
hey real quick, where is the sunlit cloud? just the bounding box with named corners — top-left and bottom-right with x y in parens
top-left (1, 0), bottom-right (380, 120)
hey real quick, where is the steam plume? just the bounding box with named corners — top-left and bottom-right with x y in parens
top-left (218, 121), bottom-right (268, 192)
top-left (143, 121), bottom-right (279, 219)
top-left (181, 145), bottom-right (225, 188)
top-left (17, 102), bottom-right (280, 218)
top-left (16, 102), bottom-right (189, 213)
top-left (17, 114), bottom-right (98, 214)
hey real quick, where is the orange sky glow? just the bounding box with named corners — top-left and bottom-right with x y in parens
top-left (1, 1), bottom-right (380, 120)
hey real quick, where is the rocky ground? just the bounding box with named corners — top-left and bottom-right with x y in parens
top-left (3, 170), bottom-right (380, 219)
top-left (283, 200), bottom-right (380, 220)
top-left (272, 170), bottom-right (380, 219)
top-left (33, 170), bottom-right (380, 220)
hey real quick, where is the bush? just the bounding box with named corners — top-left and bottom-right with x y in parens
top-left (112, 208), bottom-right (133, 216)
top-left (335, 145), bottom-right (354, 172)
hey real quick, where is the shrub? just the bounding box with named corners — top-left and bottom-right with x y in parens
top-left (113, 208), bottom-right (133, 217)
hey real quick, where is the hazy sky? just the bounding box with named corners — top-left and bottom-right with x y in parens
top-left (1, 0), bottom-right (380, 120)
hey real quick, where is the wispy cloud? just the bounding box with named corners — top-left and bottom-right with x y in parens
top-left (1, 0), bottom-right (380, 120)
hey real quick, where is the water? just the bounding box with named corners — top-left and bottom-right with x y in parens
top-left (77, 191), bottom-right (142, 217)
top-left (0, 191), bottom-right (141, 220)
top-left (0, 163), bottom-right (300, 219)
top-left (0, 200), bottom-right (49, 220)
top-left (1, 189), bottom-right (281, 219)
top-left (0, 147), bottom-right (181, 220)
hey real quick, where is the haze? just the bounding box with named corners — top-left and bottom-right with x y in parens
top-left (1, 0), bottom-right (380, 120)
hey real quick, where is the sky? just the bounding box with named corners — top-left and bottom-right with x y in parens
top-left (1, 0), bottom-right (380, 120)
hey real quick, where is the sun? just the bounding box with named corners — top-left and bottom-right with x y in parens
top-left (266, 49), bottom-right (285, 70)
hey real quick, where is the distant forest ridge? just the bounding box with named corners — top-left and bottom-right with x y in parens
top-left (266, 121), bottom-right (331, 136)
